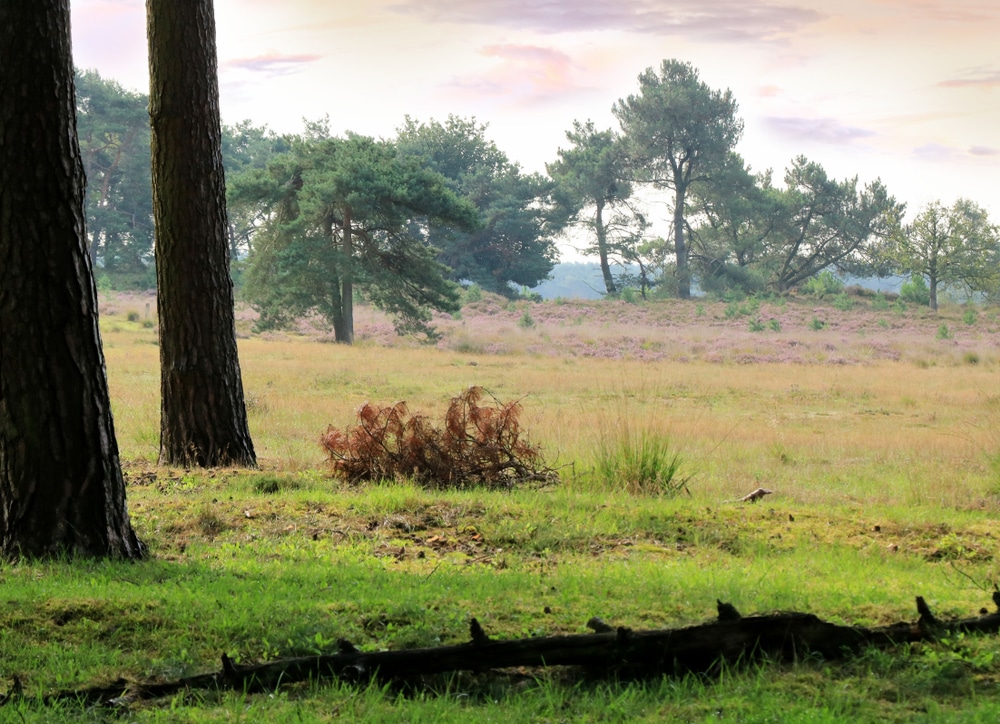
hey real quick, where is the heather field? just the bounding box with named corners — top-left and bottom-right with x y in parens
top-left (6, 290), bottom-right (1000, 722)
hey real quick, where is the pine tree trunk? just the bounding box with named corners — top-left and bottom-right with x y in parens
top-left (594, 201), bottom-right (617, 296)
top-left (0, 0), bottom-right (144, 558)
top-left (147, 0), bottom-right (257, 468)
top-left (340, 206), bottom-right (355, 344)
top-left (674, 185), bottom-right (691, 299)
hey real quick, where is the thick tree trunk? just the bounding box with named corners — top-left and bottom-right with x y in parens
top-left (147, 0), bottom-right (256, 467)
top-left (0, 1), bottom-right (144, 558)
top-left (674, 185), bottom-right (691, 299)
top-left (340, 207), bottom-right (355, 344)
top-left (594, 201), bottom-right (617, 296)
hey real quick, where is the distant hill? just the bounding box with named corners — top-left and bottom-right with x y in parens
top-left (529, 262), bottom-right (610, 300)
top-left (530, 263), bottom-right (912, 301)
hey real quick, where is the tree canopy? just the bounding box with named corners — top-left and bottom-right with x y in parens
top-left (396, 115), bottom-right (559, 296)
top-left (242, 131), bottom-right (479, 343)
top-left (548, 120), bottom-right (644, 296)
top-left (613, 60), bottom-right (743, 299)
top-left (894, 199), bottom-right (999, 309)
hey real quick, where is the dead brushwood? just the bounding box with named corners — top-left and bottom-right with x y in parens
top-left (320, 386), bottom-right (557, 490)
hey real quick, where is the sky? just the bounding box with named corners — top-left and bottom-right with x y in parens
top-left (71, 0), bottom-right (999, 241)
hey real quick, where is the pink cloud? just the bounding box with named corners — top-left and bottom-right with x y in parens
top-left (757, 84), bottom-right (784, 97)
top-left (937, 67), bottom-right (1000, 89)
top-left (388, 0), bottom-right (824, 43)
top-left (446, 44), bottom-right (592, 106)
top-left (969, 145), bottom-right (999, 156)
top-left (763, 116), bottom-right (876, 145)
top-left (222, 52), bottom-right (323, 77)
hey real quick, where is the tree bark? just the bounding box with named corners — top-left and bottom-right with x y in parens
top-left (674, 184), bottom-right (691, 299)
top-left (340, 206), bottom-right (355, 344)
top-left (147, 0), bottom-right (256, 467)
top-left (0, 1), bottom-right (144, 558)
top-left (21, 595), bottom-right (1000, 706)
top-left (594, 200), bottom-right (617, 296)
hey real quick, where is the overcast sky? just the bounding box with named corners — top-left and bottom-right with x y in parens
top-left (72, 0), bottom-right (999, 231)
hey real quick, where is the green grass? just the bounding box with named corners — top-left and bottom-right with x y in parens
top-left (6, 298), bottom-right (1000, 720)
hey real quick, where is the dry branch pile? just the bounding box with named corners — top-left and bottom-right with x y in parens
top-left (320, 386), bottom-right (556, 489)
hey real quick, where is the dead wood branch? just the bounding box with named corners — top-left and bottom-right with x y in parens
top-left (9, 596), bottom-right (1000, 708)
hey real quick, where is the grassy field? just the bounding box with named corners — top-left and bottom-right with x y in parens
top-left (4, 291), bottom-right (1000, 722)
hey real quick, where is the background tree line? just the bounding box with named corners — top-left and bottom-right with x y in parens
top-left (79, 59), bottom-right (999, 329)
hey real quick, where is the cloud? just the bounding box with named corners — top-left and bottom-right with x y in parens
top-left (387, 0), bottom-right (824, 43)
top-left (763, 116), bottom-right (876, 145)
top-left (222, 52), bottom-right (323, 77)
top-left (969, 145), bottom-right (1000, 156)
top-left (756, 85), bottom-right (783, 97)
top-left (937, 67), bottom-right (1000, 89)
top-left (445, 44), bottom-right (592, 107)
top-left (913, 143), bottom-right (959, 162)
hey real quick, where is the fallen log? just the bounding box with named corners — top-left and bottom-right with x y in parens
top-left (8, 594), bottom-right (1000, 707)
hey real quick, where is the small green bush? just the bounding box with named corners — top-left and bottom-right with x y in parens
top-left (463, 284), bottom-right (482, 303)
top-left (620, 287), bottom-right (638, 304)
top-left (872, 293), bottom-right (890, 311)
top-left (768, 318), bottom-right (781, 332)
top-left (126, 310), bottom-right (141, 322)
top-left (900, 275), bottom-right (930, 306)
top-left (518, 310), bottom-right (535, 329)
top-left (803, 271), bottom-right (844, 298)
top-left (748, 317), bottom-right (765, 333)
top-left (809, 317), bottom-right (826, 331)
top-left (937, 324), bottom-right (951, 340)
top-left (963, 308), bottom-right (979, 326)
top-left (832, 294), bottom-right (853, 311)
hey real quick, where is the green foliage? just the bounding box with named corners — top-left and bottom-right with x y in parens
top-left (963, 307), bottom-right (979, 325)
top-left (894, 199), bottom-right (1000, 310)
top-left (619, 287), bottom-right (638, 304)
top-left (463, 283), bottom-right (483, 304)
top-left (809, 317), bottom-right (826, 331)
top-left (242, 131), bottom-right (478, 342)
top-left (833, 293), bottom-right (853, 311)
top-left (872, 293), bottom-right (890, 310)
top-left (613, 59), bottom-right (743, 298)
top-left (75, 70), bottom-right (155, 283)
top-left (748, 317), bottom-right (766, 332)
top-left (396, 116), bottom-right (558, 296)
top-left (900, 275), bottom-right (930, 306)
top-left (518, 310), bottom-right (536, 329)
top-left (593, 428), bottom-right (690, 497)
top-left (936, 324), bottom-right (952, 340)
top-left (802, 271), bottom-right (844, 299)
top-left (768, 318), bottom-right (781, 332)
top-left (547, 120), bottom-right (644, 297)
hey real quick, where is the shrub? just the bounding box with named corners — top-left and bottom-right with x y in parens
top-left (872, 293), bottom-right (890, 311)
top-left (832, 294), bottom-right (853, 311)
top-left (937, 324), bottom-right (951, 340)
top-left (320, 387), bottom-right (555, 490)
top-left (748, 317), bottom-right (765, 333)
top-left (768, 318), bottom-right (781, 332)
top-left (126, 310), bottom-right (141, 322)
top-left (900, 275), bottom-right (930, 306)
top-left (809, 317), bottom-right (826, 331)
top-left (518, 310), bottom-right (535, 329)
top-left (802, 271), bottom-right (844, 298)
top-left (593, 428), bottom-right (690, 497)
top-left (620, 287), bottom-right (638, 304)
top-left (964, 308), bottom-right (979, 326)
top-left (463, 284), bottom-right (483, 303)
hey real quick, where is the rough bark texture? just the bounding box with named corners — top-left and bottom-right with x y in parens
top-left (0, 1), bottom-right (144, 558)
top-left (147, 0), bottom-right (256, 467)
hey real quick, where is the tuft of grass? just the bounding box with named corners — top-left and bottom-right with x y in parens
top-left (593, 426), bottom-right (690, 497)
